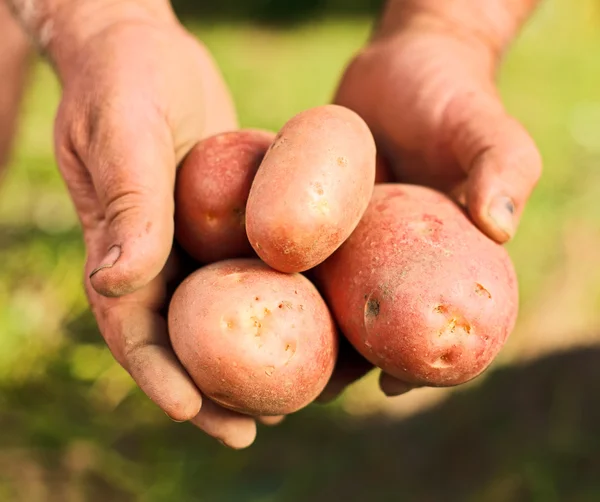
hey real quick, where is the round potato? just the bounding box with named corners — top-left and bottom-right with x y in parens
top-left (316, 184), bottom-right (519, 387)
top-left (168, 259), bottom-right (339, 416)
top-left (246, 104), bottom-right (376, 273)
top-left (175, 129), bottom-right (275, 263)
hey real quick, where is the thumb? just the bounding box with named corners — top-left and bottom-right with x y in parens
top-left (86, 114), bottom-right (177, 297)
top-left (446, 91), bottom-right (542, 243)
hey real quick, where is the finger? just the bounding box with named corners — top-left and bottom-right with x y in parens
top-left (446, 91), bottom-right (542, 243)
top-left (79, 102), bottom-right (177, 297)
top-left (378, 372), bottom-right (418, 397)
top-left (317, 338), bottom-right (373, 403)
top-left (191, 399), bottom-right (257, 450)
top-left (257, 415), bottom-right (285, 427)
top-left (97, 300), bottom-right (202, 422)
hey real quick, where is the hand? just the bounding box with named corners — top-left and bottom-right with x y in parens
top-left (320, 2), bottom-right (542, 401)
top-left (50, 7), bottom-right (276, 448)
top-left (335, 8), bottom-right (542, 244)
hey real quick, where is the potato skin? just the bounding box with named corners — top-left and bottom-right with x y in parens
top-left (316, 184), bottom-right (519, 387)
top-left (246, 105), bottom-right (376, 273)
top-left (175, 129), bottom-right (275, 263)
top-left (168, 259), bottom-right (338, 416)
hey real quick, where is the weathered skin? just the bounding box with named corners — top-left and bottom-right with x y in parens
top-left (168, 259), bottom-right (339, 416)
top-left (316, 184), bottom-right (519, 387)
top-left (175, 129), bottom-right (275, 263)
top-left (246, 104), bottom-right (376, 273)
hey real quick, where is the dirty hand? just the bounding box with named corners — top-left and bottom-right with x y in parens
top-left (8, 0), bottom-right (276, 448)
top-left (320, 0), bottom-right (543, 401)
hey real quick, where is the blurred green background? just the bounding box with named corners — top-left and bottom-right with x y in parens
top-left (2, 0), bottom-right (600, 500)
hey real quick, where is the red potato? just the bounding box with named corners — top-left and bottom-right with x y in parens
top-left (316, 184), bottom-right (519, 387)
top-left (246, 104), bottom-right (376, 273)
top-left (168, 259), bottom-right (339, 416)
top-left (175, 129), bottom-right (275, 263)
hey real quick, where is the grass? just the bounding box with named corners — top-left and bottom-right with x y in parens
top-left (1, 0), bottom-right (600, 499)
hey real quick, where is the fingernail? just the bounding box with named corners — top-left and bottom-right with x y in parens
top-left (89, 245), bottom-right (121, 279)
top-left (488, 196), bottom-right (515, 240)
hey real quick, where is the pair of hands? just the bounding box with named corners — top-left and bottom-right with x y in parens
top-left (50, 9), bottom-right (541, 448)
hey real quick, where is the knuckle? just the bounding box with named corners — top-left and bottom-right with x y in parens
top-left (59, 95), bottom-right (97, 153)
top-left (103, 187), bottom-right (150, 228)
top-left (99, 176), bottom-right (171, 233)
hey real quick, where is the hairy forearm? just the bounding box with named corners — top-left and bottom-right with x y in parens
top-left (4, 0), bottom-right (176, 75)
top-left (376, 0), bottom-right (541, 57)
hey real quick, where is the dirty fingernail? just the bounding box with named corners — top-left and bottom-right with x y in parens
top-left (488, 196), bottom-right (515, 241)
top-left (89, 245), bottom-right (121, 279)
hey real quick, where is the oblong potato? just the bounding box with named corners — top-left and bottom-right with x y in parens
top-left (246, 104), bottom-right (376, 273)
top-left (175, 129), bottom-right (275, 263)
top-left (316, 184), bottom-right (519, 387)
top-left (168, 259), bottom-right (339, 416)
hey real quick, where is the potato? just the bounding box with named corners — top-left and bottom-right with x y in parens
top-left (246, 104), bottom-right (376, 273)
top-left (175, 129), bottom-right (275, 263)
top-left (168, 259), bottom-right (338, 416)
top-left (316, 184), bottom-right (519, 387)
